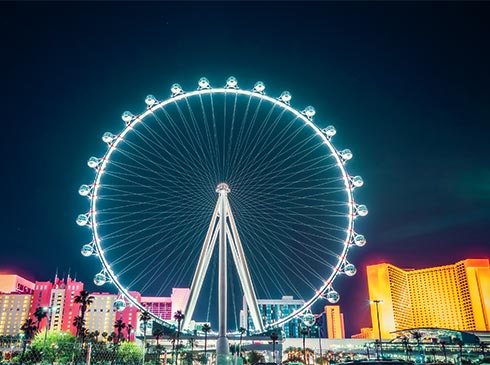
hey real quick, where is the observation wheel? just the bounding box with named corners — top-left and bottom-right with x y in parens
top-left (76, 77), bottom-right (367, 335)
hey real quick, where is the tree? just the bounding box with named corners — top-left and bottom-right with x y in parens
top-left (140, 311), bottom-right (152, 362)
top-left (301, 327), bottom-right (309, 364)
top-left (440, 341), bottom-right (447, 363)
top-left (33, 307), bottom-right (47, 331)
top-left (455, 338), bottom-right (464, 364)
top-left (20, 318), bottom-right (38, 362)
top-left (401, 336), bottom-right (410, 361)
top-left (314, 317), bottom-right (324, 365)
top-left (270, 332), bottom-right (279, 363)
top-left (239, 327), bottom-right (246, 358)
top-left (411, 331), bottom-right (423, 359)
top-left (126, 324), bottom-right (133, 341)
top-left (174, 310), bottom-right (185, 344)
top-left (248, 350), bottom-right (264, 364)
top-left (174, 310), bottom-right (185, 365)
top-left (118, 341), bottom-right (143, 364)
top-left (153, 327), bottom-right (165, 364)
top-left (73, 316), bottom-right (85, 338)
top-left (30, 330), bottom-right (77, 364)
top-left (153, 328), bottom-right (164, 346)
top-left (74, 290), bottom-right (94, 336)
top-left (114, 319), bottom-right (126, 342)
top-left (202, 323), bottom-right (211, 364)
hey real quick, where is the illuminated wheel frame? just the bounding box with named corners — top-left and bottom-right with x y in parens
top-left (77, 77), bottom-right (368, 329)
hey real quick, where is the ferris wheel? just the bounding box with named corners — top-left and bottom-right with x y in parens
top-left (76, 77), bottom-right (367, 335)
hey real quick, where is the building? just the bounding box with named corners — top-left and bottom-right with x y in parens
top-left (366, 258), bottom-right (490, 339)
top-left (83, 291), bottom-right (140, 340)
top-left (324, 305), bottom-right (345, 339)
top-left (30, 280), bottom-right (54, 320)
top-left (170, 288), bottom-right (190, 314)
top-left (0, 274), bottom-right (35, 294)
top-left (48, 276), bottom-right (84, 335)
top-left (119, 291), bottom-right (141, 341)
top-left (0, 294), bottom-right (32, 336)
top-left (31, 275), bottom-right (84, 336)
top-left (242, 295), bottom-right (306, 338)
top-left (141, 296), bottom-right (172, 320)
top-left (351, 327), bottom-right (373, 339)
top-left (85, 292), bottom-right (118, 336)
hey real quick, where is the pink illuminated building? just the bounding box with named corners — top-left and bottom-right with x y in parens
top-left (1, 272), bottom-right (191, 341)
top-left (119, 291), bottom-right (140, 341)
top-left (30, 275), bottom-right (83, 336)
top-left (171, 288), bottom-right (190, 314)
top-left (141, 296), bottom-right (172, 320)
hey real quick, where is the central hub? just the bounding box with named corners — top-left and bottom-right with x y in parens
top-left (216, 183), bottom-right (230, 194)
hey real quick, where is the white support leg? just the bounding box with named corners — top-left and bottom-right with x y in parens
top-left (225, 199), bottom-right (264, 333)
top-left (182, 201), bottom-right (220, 331)
top-left (182, 182), bottom-right (263, 365)
top-left (216, 185), bottom-right (230, 365)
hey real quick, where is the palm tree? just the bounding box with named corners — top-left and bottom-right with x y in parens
top-left (126, 324), bottom-right (133, 341)
top-left (270, 332), bottom-right (279, 363)
top-left (102, 331), bottom-right (108, 342)
top-left (411, 331), bottom-right (423, 358)
top-left (314, 317), bottom-right (323, 365)
top-left (202, 323), bottom-right (211, 364)
top-left (174, 310), bottom-right (185, 341)
top-left (455, 338), bottom-right (464, 364)
top-left (301, 327), bottom-right (309, 364)
top-left (153, 328), bottom-right (164, 346)
top-left (440, 341), bottom-right (447, 363)
top-left (151, 326), bottom-right (164, 364)
top-left (140, 311), bottom-right (152, 362)
top-left (33, 306), bottom-right (48, 330)
top-left (20, 318), bottom-right (38, 363)
top-left (81, 327), bottom-right (89, 343)
top-left (74, 290), bottom-right (94, 330)
top-left (188, 337), bottom-right (196, 365)
top-left (73, 315), bottom-right (85, 338)
top-left (114, 319), bottom-right (126, 342)
top-left (238, 327), bottom-right (246, 358)
top-left (174, 310), bottom-right (185, 365)
top-left (401, 336), bottom-right (410, 361)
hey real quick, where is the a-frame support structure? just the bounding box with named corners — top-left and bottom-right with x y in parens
top-left (182, 183), bottom-right (264, 364)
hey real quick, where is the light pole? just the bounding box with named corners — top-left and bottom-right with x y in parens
top-left (42, 306), bottom-right (57, 356)
top-left (369, 300), bottom-right (383, 360)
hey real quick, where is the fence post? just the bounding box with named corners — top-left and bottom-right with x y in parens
top-left (86, 342), bottom-right (91, 365)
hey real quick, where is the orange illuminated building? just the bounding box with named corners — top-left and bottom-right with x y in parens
top-left (0, 274), bottom-right (35, 294)
top-left (325, 305), bottom-right (345, 338)
top-left (366, 258), bottom-right (490, 339)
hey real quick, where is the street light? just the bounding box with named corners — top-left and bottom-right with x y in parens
top-left (42, 306), bottom-right (57, 356)
top-left (369, 300), bottom-right (383, 360)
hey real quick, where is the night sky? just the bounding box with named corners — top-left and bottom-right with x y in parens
top-left (1, 2), bottom-right (489, 336)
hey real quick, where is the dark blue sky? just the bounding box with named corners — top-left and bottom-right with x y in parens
top-left (1, 2), bottom-right (489, 336)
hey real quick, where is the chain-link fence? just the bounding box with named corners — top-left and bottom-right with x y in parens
top-left (0, 341), bottom-right (211, 365)
top-left (1, 340), bottom-right (489, 365)
top-left (0, 342), bottom-right (157, 365)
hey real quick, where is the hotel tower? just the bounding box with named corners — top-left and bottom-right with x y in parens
top-left (366, 259), bottom-right (490, 338)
